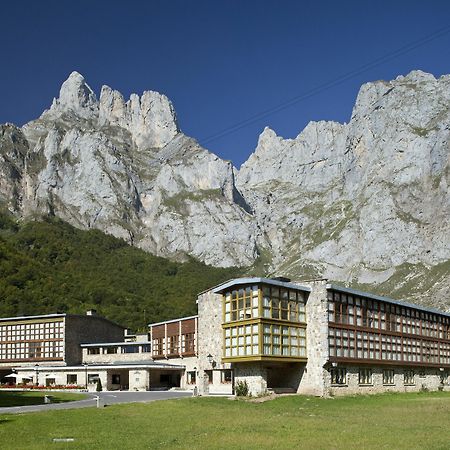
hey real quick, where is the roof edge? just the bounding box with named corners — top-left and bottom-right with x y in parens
top-left (148, 315), bottom-right (198, 328)
top-left (211, 277), bottom-right (312, 294)
top-left (327, 284), bottom-right (450, 318)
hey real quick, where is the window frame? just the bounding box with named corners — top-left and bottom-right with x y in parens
top-left (330, 368), bottom-right (347, 386)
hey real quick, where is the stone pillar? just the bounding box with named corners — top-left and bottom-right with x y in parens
top-left (298, 279), bottom-right (329, 396)
top-left (197, 290), bottom-right (224, 395)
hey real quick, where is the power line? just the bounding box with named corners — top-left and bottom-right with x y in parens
top-left (199, 25), bottom-right (450, 147)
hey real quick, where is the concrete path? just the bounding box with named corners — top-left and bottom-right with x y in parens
top-left (0, 390), bottom-right (192, 414)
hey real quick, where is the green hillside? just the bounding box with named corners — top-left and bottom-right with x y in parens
top-left (0, 211), bottom-right (243, 330)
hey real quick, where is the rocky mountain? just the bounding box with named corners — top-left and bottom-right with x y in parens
top-left (0, 70), bottom-right (448, 309)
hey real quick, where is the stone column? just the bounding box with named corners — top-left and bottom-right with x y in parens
top-left (298, 279), bottom-right (329, 396)
top-left (197, 290), bottom-right (223, 395)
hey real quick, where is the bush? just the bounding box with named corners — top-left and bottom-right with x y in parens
top-left (96, 379), bottom-right (103, 392)
top-left (235, 380), bottom-right (249, 397)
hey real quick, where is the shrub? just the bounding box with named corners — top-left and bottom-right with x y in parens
top-left (96, 379), bottom-right (103, 392)
top-left (235, 380), bottom-right (249, 397)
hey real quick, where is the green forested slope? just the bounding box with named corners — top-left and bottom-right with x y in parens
top-left (0, 211), bottom-right (242, 330)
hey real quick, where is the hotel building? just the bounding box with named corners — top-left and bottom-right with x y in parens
top-left (1, 277), bottom-right (449, 396)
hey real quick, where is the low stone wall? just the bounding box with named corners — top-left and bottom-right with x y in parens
top-left (234, 362), bottom-right (267, 396)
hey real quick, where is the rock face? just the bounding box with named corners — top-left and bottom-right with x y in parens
top-left (1, 70), bottom-right (449, 308)
top-left (13, 71), bottom-right (256, 267)
top-left (237, 70), bottom-right (450, 308)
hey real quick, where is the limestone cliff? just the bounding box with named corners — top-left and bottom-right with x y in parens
top-left (0, 70), bottom-right (448, 309)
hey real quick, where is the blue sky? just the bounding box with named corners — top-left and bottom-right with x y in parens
top-left (1, 0), bottom-right (449, 166)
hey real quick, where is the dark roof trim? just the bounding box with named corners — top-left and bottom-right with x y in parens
top-left (80, 342), bottom-right (149, 348)
top-left (12, 362), bottom-right (185, 370)
top-left (327, 284), bottom-right (450, 318)
top-left (211, 277), bottom-right (312, 294)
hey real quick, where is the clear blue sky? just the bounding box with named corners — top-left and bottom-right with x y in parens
top-left (1, 0), bottom-right (449, 166)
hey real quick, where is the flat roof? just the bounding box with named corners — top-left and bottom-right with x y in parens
top-left (148, 315), bottom-right (198, 328)
top-left (0, 313), bottom-right (66, 322)
top-left (0, 313), bottom-right (125, 329)
top-left (80, 342), bottom-right (149, 348)
top-left (211, 277), bottom-right (312, 294)
top-left (327, 284), bottom-right (450, 318)
top-left (12, 362), bottom-right (185, 370)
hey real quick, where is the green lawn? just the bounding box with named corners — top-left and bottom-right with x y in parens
top-left (1, 392), bottom-right (450, 449)
top-left (0, 390), bottom-right (87, 407)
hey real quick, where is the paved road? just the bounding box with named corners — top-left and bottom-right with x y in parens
top-left (0, 390), bottom-right (193, 414)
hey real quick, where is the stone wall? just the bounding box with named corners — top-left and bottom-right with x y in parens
top-left (234, 362), bottom-right (267, 396)
top-left (196, 290), bottom-right (233, 395)
top-left (64, 315), bottom-right (124, 365)
top-left (327, 365), bottom-right (450, 396)
top-left (129, 369), bottom-right (150, 391)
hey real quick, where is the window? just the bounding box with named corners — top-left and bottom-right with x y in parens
top-left (111, 374), bottom-right (121, 385)
top-left (205, 370), bottom-right (213, 384)
top-left (141, 344), bottom-right (151, 353)
top-left (221, 369), bottom-right (232, 384)
top-left (29, 342), bottom-right (42, 358)
top-left (187, 371), bottom-right (196, 384)
top-left (121, 345), bottom-right (139, 354)
top-left (182, 333), bottom-right (195, 353)
top-left (382, 369), bottom-right (394, 385)
top-left (87, 347), bottom-right (100, 355)
top-left (224, 323), bottom-right (259, 358)
top-left (168, 335), bottom-right (179, 354)
top-left (152, 338), bottom-right (164, 356)
top-left (66, 374), bottom-right (77, 384)
top-left (404, 370), bottom-right (415, 385)
top-left (224, 286), bottom-right (259, 322)
top-left (261, 324), bottom-right (306, 358)
top-left (358, 368), bottom-right (373, 385)
top-left (106, 347), bottom-right (118, 354)
top-left (88, 374), bottom-right (100, 384)
top-left (331, 368), bottom-right (347, 385)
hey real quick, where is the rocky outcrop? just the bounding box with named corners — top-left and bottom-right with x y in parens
top-left (0, 70), bottom-right (448, 307)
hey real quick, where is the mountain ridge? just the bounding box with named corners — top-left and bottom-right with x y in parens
top-left (0, 70), bottom-right (448, 310)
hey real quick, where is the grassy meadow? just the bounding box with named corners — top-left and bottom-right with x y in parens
top-left (1, 392), bottom-right (450, 449)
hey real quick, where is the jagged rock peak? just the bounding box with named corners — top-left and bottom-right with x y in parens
top-left (396, 69), bottom-right (436, 83)
top-left (40, 71), bottom-right (179, 149)
top-left (48, 71), bottom-right (98, 118)
top-left (99, 86), bottom-right (179, 149)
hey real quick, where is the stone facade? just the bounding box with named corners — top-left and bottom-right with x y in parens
top-left (64, 315), bottom-right (124, 365)
top-left (327, 365), bottom-right (450, 396)
top-left (196, 290), bottom-right (233, 395)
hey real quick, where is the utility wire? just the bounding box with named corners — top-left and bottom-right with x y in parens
top-left (199, 24), bottom-right (450, 146)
